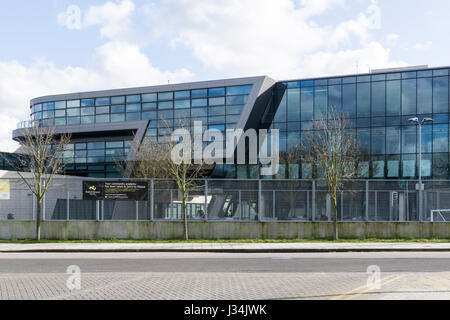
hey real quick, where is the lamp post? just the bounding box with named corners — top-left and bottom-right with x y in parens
top-left (408, 117), bottom-right (433, 221)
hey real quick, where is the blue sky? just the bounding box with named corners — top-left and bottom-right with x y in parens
top-left (0, 0), bottom-right (449, 151)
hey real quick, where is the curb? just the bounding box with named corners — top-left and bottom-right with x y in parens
top-left (2, 248), bottom-right (450, 253)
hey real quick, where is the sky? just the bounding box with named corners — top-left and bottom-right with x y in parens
top-left (0, 0), bottom-right (449, 152)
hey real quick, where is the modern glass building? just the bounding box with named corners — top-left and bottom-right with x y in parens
top-left (12, 65), bottom-right (450, 180)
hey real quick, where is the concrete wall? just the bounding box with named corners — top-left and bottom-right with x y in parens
top-left (0, 221), bottom-right (449, 240)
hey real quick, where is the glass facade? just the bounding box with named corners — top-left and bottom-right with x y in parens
top-left (269, 68), bottom-right (450, 180)
top-left (17, 66), bottom-right (450, 180)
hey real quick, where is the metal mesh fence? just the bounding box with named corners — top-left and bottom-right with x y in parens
top-left (1, 177), bottom-right (450, 222)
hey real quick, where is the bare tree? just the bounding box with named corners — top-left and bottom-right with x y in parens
top-left (1, 125), bottom-right (71, 241)
top-left (123, 118), bottom-right (211, 240)
top-left (301, 108), bottom-right (363, 240)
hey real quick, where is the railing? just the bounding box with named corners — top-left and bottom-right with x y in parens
top-left (1, 177), bottom-right (450, 222)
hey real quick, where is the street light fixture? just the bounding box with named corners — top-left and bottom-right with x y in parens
top-left (408, 116), bottom-right (433, 221)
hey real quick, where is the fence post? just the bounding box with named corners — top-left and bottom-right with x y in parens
top-left (150, 180), bottom-right (154, 221)
top-left (258, 179), bottom-right (262, 221)
top-left (365, 181), bottom-right (369, 221)
top-left (66, 191), bottom-right (70, 221)
top-left (204, 179), bottom-right (208, 221)
top-left (312, 180), bottom-right (316, 222)
top-left (136, 201), bottom-right (139, 221)
top-left (96, 200), bottom-right (100, 221)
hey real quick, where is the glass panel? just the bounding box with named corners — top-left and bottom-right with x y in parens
top-left (142, 103), bottom-right (157, 111)
top-left (433, 124), bottom-right (448, 152)
top-left (175, 100), bottom-right (191, 109)
top-left (402, 79), bottom-right (416, 115)
top-left (96, 106), bottom-right (109, 114)
top-left (209, 97), bottom-right (225, 106)
top-left (227, 85), bottom-right (253, 96)
top-left (433, 76), bottom-right (449, 113)
top-left (81, 107), bottom-right (95, 116)
top-left (357, 83), bottom-right (370, 117)
top-left (142, 93), bottom-right (157, 102)
top-left (386, 80), bottom-right (401, 116)
top-left (126, 104), bottom-right (141, 113)
top-left (111, 105), bottom-right (125, 113)
top-left (226, 95), bottom-right (248, 105)
top-left (96, 97), bottom-right (110, 106)
top-left (175, 91), bottom-right (190, 99)
top-left (402, 126), bottom-right (416, 153)
top-left (328, 85), bottom-right (342, 111)
top-left (67, 100), bottom-right (80, 108)
top-left (287, 88), bottom-right (300, 121)
top-left (371, 81), bottom-right (385, 116)
top-left (192, 99), bottom-right (208, 107)
top-left (417, 77), bottom-right (432, 114)
top-left (371, 127), bottom-right (385, 155)
top-left (111, 114), bottom-right (125, 122)
top-left (55, 101), bottom-right (66, 109)
top-left (81, 99), bottom-right (95, 107)
top-left (127, 95), bottom-right (141, 103)
top-left (192, 89), bottom-right (207, 98)
top-left (342, 84), bottom-right (356, 118)
top-left (314, 86), bottom-right (327, 120)
top-left (111, 96), bottom-right (125, 104)
top-left (158, 101), bottom-right (174, 110)
top-left (158, 92), bottom-right (173, 101)
top-left (96, 114), bottom-right (110, 123)
top-left (301, 87), bottom-right (313, 121)
top-left (67, 108), bottom-right (80, 117)
top-left (274, 92), bottom-right (287, 122)
top-left (386, 126), bottom-right (401, 154)
top-left (209, 88), bottom-right (225, 97)
top-left (81, 116), bottom-right (95, 124)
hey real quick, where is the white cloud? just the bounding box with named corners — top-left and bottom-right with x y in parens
top-left (84, 0), bottom-right (135, 40)
top-left (0, 0), bottom-right (194, 152)
top-left (145, 0), bottom-right (403, 79)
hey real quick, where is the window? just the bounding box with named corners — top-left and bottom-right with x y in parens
top-left (342, 84), bottom-right (356, 118)
top-left (110, 105), bottom-right (124, 113)
top-left (96, 114), bottom-right (110, 123)
top-left (314, 86), bottom-right (327, 119)
top-left (433, 124), bottom-right (448, 152)
top-left (226, 105), bottom-right (244, 115)
top-left (111, 114), bottom-right (125, 122)
top-left (433, 77), bottom-right (449, 113)
top-left (81, 99), bottom-right (95, 107)
top-left (402, 79), bottom-right (417, 115)
top-left (226, 95), bottom-right (248, 105)
top-left (226, 85), bottom-right (253, 96)
top-left (371, 127), bottom-right (385, 155)
top-left (126, 95), bottom-right (141, 103)
top-left (209, 97), bottom-right (225, 106)
top-left (208, 88), bottom-right (225, 97)
top-left (141, 112), bottom-right (157, 120)
top-left (126, 104), bottom-right (141, 113)
top-left (111, 96), bottom-right (125, 104)
top-left (417, 78), bottom-right (432, 114)
top-left (81, 116), bottom-right (95, 124)
top-left (328, 85), bottom-right (342, 111)
top-left (192, 89), bottom-right (207, 98)
top-left (175, 100), bottom-right (190, 109)
top-left (96, 97), bottom-right (110, 106)
top-left (371, 81), bottom-right (385, 116)
top-left (386, 80), bottom-right (401, 116)
top-left (142, 103), bottom-right (157, 111)
top-left (175, 91), bottom-right (190, 99)
top-left (67, 108), bottom-right (80, 117)
top-left (158, 92), bottom-right (173, 101)
top-left (287, 88), bottom-right (300, 121)
top-left (81, 107), bottom-right (95, 116)
top-left (402, 126), bottom-right (416, 153)
top-left (192, 99), bottom-right (207, 107)
top-left (357, 83), bottom-right (370, 117)
top-left (142, 93), bottom-right (157, 102)
top-left (55, 101), bottom-right (66, 109)
top-left (158, 101), bottom-right (173, 110)
top-left (301, 87), bottom-right (314, 121)
top-left (67, 100), bottom-right (80, 108)
top-left (96, 106), bottom-right (109, 115)
top-left (209, 107), bottom-right (225, 116)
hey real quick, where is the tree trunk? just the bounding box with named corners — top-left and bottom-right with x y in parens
top-left (36, 199), bottom-right (41, 241)
top-left (332, 196), bottom-right (339, 240)
top-left (182, 195), bottom-right (189, 241)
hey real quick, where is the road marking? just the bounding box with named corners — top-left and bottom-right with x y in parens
top-left (345, 274), bottom-right (408, 300)
top-left (329, 274), bottom-right (399, 300)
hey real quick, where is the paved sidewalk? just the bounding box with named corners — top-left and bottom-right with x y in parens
top-left (1, 242), bottom-right (450, 253)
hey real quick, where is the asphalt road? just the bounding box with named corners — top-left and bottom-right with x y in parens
top-left (0, 252), bottom-right (449, 300)
top-left (1, 252), bottom-right (450, 273)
